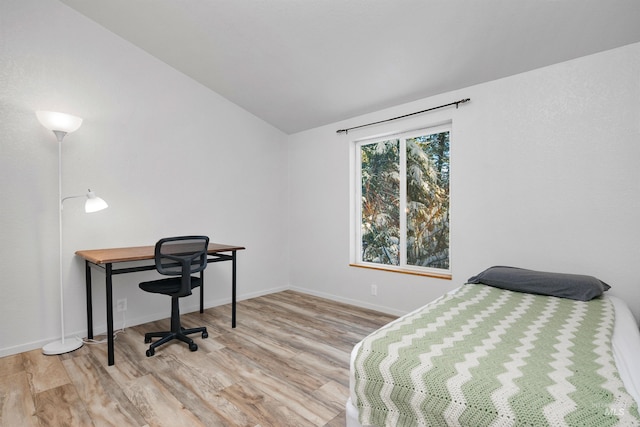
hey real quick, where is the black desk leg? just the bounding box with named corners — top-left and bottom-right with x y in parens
top-left (85, 261), bottom-right (93, 340)
top-left (106, 263), bottom-right (115, 366)
top-left (199, 270), bottom-right (204, 313)
top-left (232, 250), bottom-right (237, 328)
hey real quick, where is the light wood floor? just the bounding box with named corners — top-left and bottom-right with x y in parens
top-left (0, 290), bottom-right (396, 426)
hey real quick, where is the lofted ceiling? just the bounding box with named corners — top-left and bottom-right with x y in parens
top-left (59, 0), bottom-right (640, 134)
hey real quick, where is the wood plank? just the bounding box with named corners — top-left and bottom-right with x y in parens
top-left (33, 383), bottom-right (93, 426)
top-left (76, 243), bottom-right (245, 264)
top-left (0, 353), bottom-right (24, 378)
top-left (62, 352), bottom-right (147, 426)
top-left (220, 381), bottom-right (312, 427)
top-left (0, 371), bottom-right (39, 426)
top-left (313, 380), bottom-right (351, 412)
top-left (148, 352), bottom-right (253, 426)
top-left (209, 339), bottom-right (347, 425)
top-left (124, 374), bottom-right (205, 427)
top-left (23, 349), bottom-right (71, 394)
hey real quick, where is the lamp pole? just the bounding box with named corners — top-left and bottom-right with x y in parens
top-left (42, 122), bottom-right (84, 354)
top-left (37, 111), bottom-right (106, 355)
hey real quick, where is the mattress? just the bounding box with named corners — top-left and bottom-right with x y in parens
top-left (347, 288), bottom-right (640, 427)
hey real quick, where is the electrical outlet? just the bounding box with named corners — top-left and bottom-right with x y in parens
top-left (116, 298), bottom-right (127, 312)
top-left (371, 284), bottom-right (377, 296)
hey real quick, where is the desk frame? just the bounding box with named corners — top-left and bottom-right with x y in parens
top-left (77, 244), bottom-right (244, 366)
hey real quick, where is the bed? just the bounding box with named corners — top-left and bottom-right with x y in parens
top-left (346, 267), bottom-right (640, 427)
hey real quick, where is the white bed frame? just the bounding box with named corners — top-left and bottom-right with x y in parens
top-left (346, 295), bottom-right (640, 427)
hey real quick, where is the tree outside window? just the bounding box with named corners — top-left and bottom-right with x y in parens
top-left (356, 126), bottom-right (450, 274)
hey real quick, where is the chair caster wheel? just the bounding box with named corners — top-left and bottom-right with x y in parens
top-left (189, 343), bottom-right (198, 352)
top-left (146, 348), bottom-right (154, 357)
top-left (144, 337), bottom-right (152, 344)
top-left (202, 331), bottom-right (208, 339)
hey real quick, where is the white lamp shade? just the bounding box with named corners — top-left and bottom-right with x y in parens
top-left (36, 111), bottom-right (83, 133)
top-left (85, 191), bottom-right (108, 213)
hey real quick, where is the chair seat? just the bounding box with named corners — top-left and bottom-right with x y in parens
top-left (139, 276), bottom-right (202, 296)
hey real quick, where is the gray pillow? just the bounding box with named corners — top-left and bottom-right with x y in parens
top-left (467, 266), bottom-right (610, 301)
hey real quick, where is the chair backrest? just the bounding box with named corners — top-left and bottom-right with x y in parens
top-left (154, 236), bottom-right (209, 277)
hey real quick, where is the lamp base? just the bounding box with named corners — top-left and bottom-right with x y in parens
top-left (42, 338), bottom-right (83, 355)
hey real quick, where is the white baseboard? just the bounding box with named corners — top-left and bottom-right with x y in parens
top-left (289, 286), bottom-right (405, 316)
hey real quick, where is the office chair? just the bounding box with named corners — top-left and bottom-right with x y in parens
top-left (139, 236), bottom-right (209, 357)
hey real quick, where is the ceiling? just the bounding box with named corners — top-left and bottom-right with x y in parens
top-left (60, 0), bottom-right (640, 134)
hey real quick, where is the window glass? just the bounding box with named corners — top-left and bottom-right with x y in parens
top-left (406, 132), bottom-right (449, 269)
top-left (360, 139), bottom-right (400, 265)
top-left (355, 125), bottom-right (450, 276)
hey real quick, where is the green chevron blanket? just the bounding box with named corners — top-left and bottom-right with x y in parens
top-left (353, 284), bottom-right (640, 426)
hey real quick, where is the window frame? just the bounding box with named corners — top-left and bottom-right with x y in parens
top-left (350, 122), bottom-right (452, 279)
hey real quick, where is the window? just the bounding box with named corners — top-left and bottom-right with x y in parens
top-left (352, 124), bottom-right (451, 277)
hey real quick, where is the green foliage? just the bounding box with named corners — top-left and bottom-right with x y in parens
top-left (361, 140), bottom-right (400, 265)
top-left (360, 131), bottom-right (449, 269)
top-left (406, 132), bottom-right (449, 269)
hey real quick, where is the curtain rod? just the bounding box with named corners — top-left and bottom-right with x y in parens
top-left (336, 98), bottom-right (470, 134)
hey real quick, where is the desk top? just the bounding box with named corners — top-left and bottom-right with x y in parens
top-left (76, 243), bottom-right (245, 264)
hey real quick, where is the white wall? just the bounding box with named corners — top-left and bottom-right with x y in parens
top-left (288, 42), bottom-right (640, 322)
top-left (0, 0), bottom-right (289, 356)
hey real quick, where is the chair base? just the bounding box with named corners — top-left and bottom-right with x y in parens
top-left (144, 326), bottom-right (208, 357)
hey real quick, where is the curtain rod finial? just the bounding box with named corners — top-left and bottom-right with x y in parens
top-left (456, 98), bottom-right (471, 108)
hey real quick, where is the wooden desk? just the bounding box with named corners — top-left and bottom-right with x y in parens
top-left (76, 243), bottom-right (245, 366)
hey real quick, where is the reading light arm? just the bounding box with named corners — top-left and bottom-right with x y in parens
top-left (61, 194), bottom-right (86, 206)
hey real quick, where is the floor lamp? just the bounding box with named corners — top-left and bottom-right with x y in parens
top-left (36, 111), bottom-right (109, 355)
